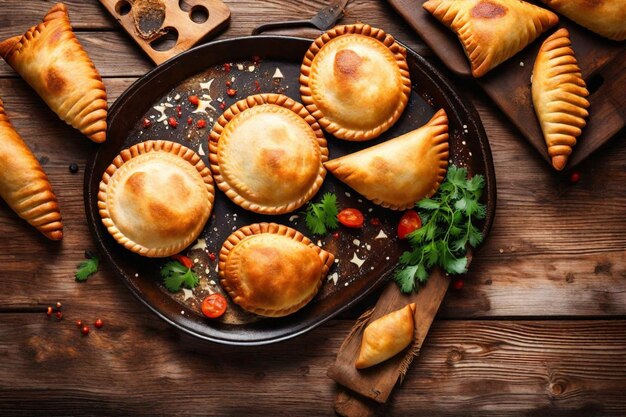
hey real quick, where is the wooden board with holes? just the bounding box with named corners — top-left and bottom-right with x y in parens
top-left (98, 0), bottom-right (230, 65)
top-left (387, 0), bottom-right (626, 171)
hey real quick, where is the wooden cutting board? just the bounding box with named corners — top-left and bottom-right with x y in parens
top-left (388, 0), bottom-right (626, 170)
top-left (98, 0), bottom-right (230, 64)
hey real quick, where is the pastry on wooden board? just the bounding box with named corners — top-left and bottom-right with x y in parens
top-left (0, 3), bottom-right (108, 143)
top-left (219, 223), bottom-right (334, 318)
top-left (98, 140), bottom-right (214, 257)
top-left (0, 99), bottom-right (62, 240)
top-left (300, 23), bottom-right (411, 141)
top-left (532, 28), bottom-right (590, 171)
top-left (356, 303), bottom-right (416, 369)
top-left (539, 0), bottom-right (626, 41)
top-left (423, 0), bottom-right (559, 77)
top-left (209, 93), bottom-right (327, 215)
top-left (325, 109), bottom-right (449, 210)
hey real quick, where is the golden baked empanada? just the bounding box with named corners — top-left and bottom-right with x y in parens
top-left (219, 223), bottom-right (334, 317)
top-left (98, 140), bottom-right (214, 257)
top-left (0, 99), bottom-right (62, 240)
top-left (325, 109), bottom-right (449, 210)
top-left (532, 28), bottom-right (589, 171)
top-left (539, 0), bottom-right (626, 41)
top-left (0, 3), bottom-right (108, 143)
top-left (300, 23), bottom-right (411, 141)
top-left (209, 94), bottom-right (327, 215)
top-left (356, 303), bottom-right (416, 369)
top-left (423, 0), bottom-right (559, 77)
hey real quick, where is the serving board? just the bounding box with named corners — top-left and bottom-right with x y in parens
top-left (387, 0), bottom-right (626, 170)
top-left (84, 36), bottom-right (496, 345)
top-left (98, 0), bottom-right (230, 64)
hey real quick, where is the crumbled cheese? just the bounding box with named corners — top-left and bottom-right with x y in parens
top-left (236, 63), bottom-right (244, 70)
top-left (519, 61), bottom-right (524, 67)
top-left (350, 253), bottom-right (365, 268)
top-left (352, 239), bottom-right (360, 246)
top-left (365, 244), bottom-right (371, 251)
top-left (248, 65), bottom-right (255, 72)
top-left (182, 288), bottom-right (194, 301)
top-left (193, 258), bottom-right (199, 264)
top-left (205, 268), bottom-right (210, 274)
top-left (213, 227), bottom-right (218, 232)
top-left (375, 230), bottom-right (388, 239)
top-left (210, 280), bottom-right (217, 286)
top-left (272, 68), bottom-right (284, 79)
top-left (174, 94), bottom-right (181, 101)
top-left (345, 192), bottom-right (351, 197)
top-left (164, 103), bottom-right (174, 108)
top-left (328, 272), bottom-right (339, 285)
top-left (289, 215), bottom-right (299, 222)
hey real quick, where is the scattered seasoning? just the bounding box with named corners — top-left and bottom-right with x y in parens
top-left (168, 117), bottom-right (178, 128)
top-left (226, 88), bottom-right (237, 97)
top-left (188, 95), bottom-right (199, 106)
top-left (219, 102), bottom-right (226, 110)
top-left (187, 117), bottom-right (193, 125)
top-left (76, 320), bottom-right (83, 328)
top-left (225, 80), bottom-right (232, 87)
top-left (94, 319), bottom-right (104, 329)
top-left (209, 252), bottom-right (216, 262)
top-left (223, 63), bottom-right (231, 72)
top-left (81, 326), bottom-right (90, 336)
top-left (46, 306), bottom-right (53, 316)
top-left (253, 80), bottom-right (261, 93)
top-left (252, 55), bottom-right (261, 64)
top-left (196, 119), bottom-right (207, 129)
top-left (332, 232), bottom-right (340, 240)
top-left (453, 279), bottom-right (464, 290)
top-left (55, 311), bottom-right (63, 320)
top-left (68, 163), bottom-right (79, 174)
top-left (176, 105), bottom-right (182, 118)
top-left (570, 171), bottom-right (581, 184)
top-left (370, 217), bottom-right (380, 226)
top-left (142, 118), bottom-right (151, 128)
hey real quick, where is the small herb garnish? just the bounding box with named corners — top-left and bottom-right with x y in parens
top-left (394, 166), bottom-right (486, 293)
top-left (161, 261), bottom-right (199, 292)
top-left (75, 255), bottom-right (99, 282)
top-left (304, 192), bottom-right (340, 236)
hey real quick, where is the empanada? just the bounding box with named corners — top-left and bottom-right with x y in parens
top-left (423, 0), bottom-right (559, 77)
top-left (300, 23), bottom-right (411, 141)
top-left (0, 99), bottom-right (62, 240)
top-left (539, 0), bottom-right (626, 41)
top-left (219, 223), bottom-right (334, 317)
top-left (325, 109), bottom-right (449, 210)
top-left (0, 3), bottom-right (108, 143)
top-left (356, 303), bottom-right (416, 369)
top-left (532, 28), bottom-right (589, 171)
top-left (98, 140), bottom-right (214, 257)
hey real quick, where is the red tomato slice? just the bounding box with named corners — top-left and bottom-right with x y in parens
top-left (171, 254), bottom-right (193, 269)
top-left (201, 294), bottom-right (228, 319)
top-left (397, 210), bottom-right (422, 239)
top-left (337, 208), bottom-right (364, 228)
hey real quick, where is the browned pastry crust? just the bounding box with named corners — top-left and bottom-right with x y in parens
top-left (209, 93), bottom-right (328, 215)
top-left (98, 140), bottom-right (214, 257)
top-left (300, 23), bottom-right (411, 141)
top-left (0, 99), bottom-right (62, 240)
top-left (0, 3), bottom-right (108, 143)
top-left (219, 223), bottom-right (334, 317)
top-left (423, 0), bottom-right (559, 77)
top-left (539, 0), bottom-right (626, 41)
top-left (532, 28), bottom-right (590, 171)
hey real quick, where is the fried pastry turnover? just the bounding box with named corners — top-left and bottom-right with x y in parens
top-left (539, 0), bottom-right (626, 41)
top-left (219, 223), bottom-right (334, 318)
top-left (300, 23), bottom-right (411, 141)
top-left (532, 28), bottom-right (589, 171)
top-left (98, 140), bottom-right (214, 257)
top-left (0, 3), bottom-right (108, 143)
top-left (325, 109), bottom-right (449, 210)
top-left (423, 0), bottom-right (559, 77)
top-left (356, 303), bottom-right (416, 369)
top-left (0, 99), bottom-right (62, 240)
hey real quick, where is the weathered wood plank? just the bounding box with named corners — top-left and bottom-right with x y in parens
top-left (0, 317), bottom-right (624, 416)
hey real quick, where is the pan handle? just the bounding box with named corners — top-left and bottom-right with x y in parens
top-left (251, 20), bottom-right (317, 35)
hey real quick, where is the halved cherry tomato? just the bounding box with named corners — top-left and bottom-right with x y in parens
top-left (171, 254), bottom-right (193, 269)
top-left (337, 208), bottom-right (364, 228)
top-left (397, 210), bottom-right (422, 239)
top-left (201, 294), bottom-right (227, 319)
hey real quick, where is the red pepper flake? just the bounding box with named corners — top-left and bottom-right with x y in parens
top-left (253, 80), bottom-right (261, 93)
top-left (570, 171), bottom-right (581, 184)
top-left (225, 80), bottom-right (232, 87)
top-left (226, 88), bottom-right (237, 97)
top-left (55, 311), bottom-right (63, 320)
top-left (453, 279), bottom-right (464, 290)
top-left (95, 319), bottom-right (104, 329)
top-left (196, 119), bottom-right (207, 129)
top-left (223, 63), bottom-right (231, 72)
top-left (76, 320), bottom-right (83, 328)
top-left (209, 252), bottom-right (216, 262)
top-left (142, 118), bottom-right (151, 128)
top-left (219, 102), bottom-right (226, 110)
top-left (188, 95), bottom-right (199, 106)
top-left (176, 105), bottom-right (182, 118)
top-left (81, 326), bottom-right (90, 336)
top-left (187, 117), bottom-right (193, 125)
top-left (370, 217), bottom-right (380, 226)
top-left (252, 55), bottom-right (261, 64)
top-left (168, 117), bottom-right (178, 128)
top-left (332, 232), bottom-right (340, 240)
top-left (46, 306), bottom-right (53, 317)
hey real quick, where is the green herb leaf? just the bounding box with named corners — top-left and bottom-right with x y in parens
top-left (304, 193), bottom-right (340, 236)
top-left (75, 255), bottom-right (99, 282)
top-left (161, 261), bottom-right (199, 292)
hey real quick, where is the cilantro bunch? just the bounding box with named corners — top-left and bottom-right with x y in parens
top-left (304, 193), bottom-right (339, 236)
top-left (161, 261), bottom-right (199, 292)
top-left (394, 166), bottom-right (486, 293)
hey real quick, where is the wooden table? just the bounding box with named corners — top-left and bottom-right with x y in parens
top-left (1, 1), bottom-right (625, 416)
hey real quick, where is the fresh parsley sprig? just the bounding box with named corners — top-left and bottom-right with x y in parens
top-left (304, 193), bottom-right (339, 236)
top-left (161, 261), bottom-right (199, 292)
top-left (75, 254), bottom-right (99, 282)
top-left (394, 166), bottom-right (486, 293)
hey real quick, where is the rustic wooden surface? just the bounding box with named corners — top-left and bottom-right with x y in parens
top-left (0, 1), bottom-right (625, 416)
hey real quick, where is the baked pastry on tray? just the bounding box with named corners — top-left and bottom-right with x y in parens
top-left (539, 0), bottom-right (626, 41)
top-left (325, 109), bottom-right (449, 210)
top-left (0, 99), bottom-right (62, 240)
top-left (0, 3), bottom-right (108, 143)
top-left (300, 23), bottom-right (411, 141)
top-left (209, 94), bottom-right (327, 215)
top-left (356, 303), bottom-right (416, 369)
top-left (98, 140), bottom-right (214, 257)
top-left (219, 223), bottom-right (334, 318)
top-left (423, 0), bottom-right (559, 77)
top-left (532, 28), bottom-right (590, 171)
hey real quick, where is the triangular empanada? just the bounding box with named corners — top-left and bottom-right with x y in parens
top-left (0, 99), bottom-right (62, 240)
top-left (325, 109), bottom-right (449, 210)
top-left (356, 303), bottom-right (416, 369)
top-left (539, 0), bottom-right (626, 41)
top-left (532, 28), bottom-right (589, 171)
top-left (0, 3), bottom-right (107, 143)
top-left (423, 0), bottom-right (559, 77)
